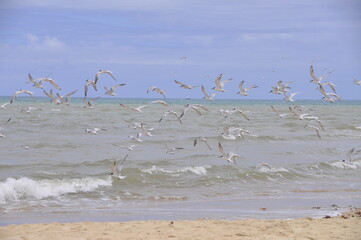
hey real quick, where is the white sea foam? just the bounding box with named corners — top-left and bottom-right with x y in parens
top-left (328, 160), bottom-right (360, 170)
top-left (0, 176), bottom-right (112, 204)
top-left (142, 166), bottom-right (208, 175)
top-left (256, 165), bottom-right (289, 173)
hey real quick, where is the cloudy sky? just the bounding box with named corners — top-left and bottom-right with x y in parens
top-left (0, 0), bottom-right (360, 99)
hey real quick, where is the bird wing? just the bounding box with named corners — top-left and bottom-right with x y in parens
top-left (40, 78), bottom-right (62, 90)
top-left (201, 85), bottom-right (211, 98)
top-left (214, 74), bottom-right (223, 88)
top-left (238, 80), bottom-right (244, 90)
top-left (218, 142), bottom-right (227, 156)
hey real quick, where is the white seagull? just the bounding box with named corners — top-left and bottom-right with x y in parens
top-left (174, 80), bottom-right (198, 89)
top-left (159, 110), bottom-right (182, 124)
top-left (83, 97), bottom-right (100, 109)
top-left (212, 74), bottom-right (232, 92)
top-left (85, 128), bottom-right (106, 135)
top-left (119, 103), bottom-right (146, 112)
top-left (305, 124), bottom-right (322, 139)
top-left (0, 117), bottom-right (11, 138)
top-left (116, 144), bottom-right (137, 151)
top-left (193, 137), bottom-right (212, 150)
top-left (128, 132), bottom-right (143, 142)
top-left (104, 83), bottom-right (126, 96)
top-left (283, 92), bottom-right (299, 102)
top-left (165, 144), bottom-right (184, 154)
top-left (270, 105), bottom-right (289, 119)
top-left (57, 90), bottom-right (78, 105)
top-left (27, 73), bottom-right (43, 89)
top-left (217, 142), bottom-right (240, 165)
top-left (38, 77), bottom-right (62, 90)
top-left (94, 70), bottom-right (117, 85)
top-left (353, 78), bottom-right (361, 85)
top-left (147, 86), bottom-right (166, 99)
top-left (201, 85), bottom-right (216, 100)
top-left (85, 79), bottom-right (97, 96)
top-left (10, 89), bottom-right (34, 104)
top-left (111, 154), bottom-right (128, 180)
top-left (150, 100), bottom-right (168, 106)
top-left (236, 80), bottom-right (258, 96)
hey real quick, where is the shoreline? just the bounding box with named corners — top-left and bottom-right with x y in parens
top-left (1, 210), bottom-right (360, 240)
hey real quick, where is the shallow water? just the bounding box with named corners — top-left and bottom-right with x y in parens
top-left (0, 97), bottom-right (360, 224)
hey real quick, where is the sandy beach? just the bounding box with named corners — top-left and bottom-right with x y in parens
top-left (1, 210), bottom-right (360, 240)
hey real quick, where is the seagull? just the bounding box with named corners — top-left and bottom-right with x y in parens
top-left (83, 97), bottom-right (100, 109)
top-left (309, 65), bottom-right (322, 84)
top-left (0, 117), bottom-right (12, 138)
top-left (128, 132), bottom-right (143, 142)
top-left (221, 126), bottom-right (237, 140)
top-left (345, 147), bottom-right (361, 162)
top-left (20, 106), bottom-right (41, 114)
top-left (10, 89), bottom-right (34, 104)
top-left (308, 119), bottom-right (325, 131)
top-left (256, 162), bottom-right (272, 171)
top-left (320, 82), bottom-right (337, 93)
top-left (305, 124), bottom-right (322, 139)
top-left (269, 81), bottom-right (292, 94)
top-left (288, 107), bottom-right (318, 120)
top-left (236, 80), bottom-right (258, 96)
top-left (318, 85), bottom-right (341, 102)
top-left (140, 124), bottom-right (155, 137)
top-left (283, 92), bottom-right (299, 102)
top-left (27, 73), bottom-right (43, 89)
top-left (56, 90), bottom-right (78, 105)
top-left (85, 128), bottom-right (106, 135)
top-left (21, 145), bottom-right (31, 150)
top-left (111, 154), bottom-right (128, 180)
top-left (193, 137), bottom-right (212, 150)
top-left (104, 83), bottom-right (126, 96)
top-left (43, 89), bottom-right (61, 104)
top-left (38, 77), bottom-right (62, 90)
top-left (174, 80), bottom-right (198, 89)
top-left (159, 110), bottom-right (182, 124)
top-left (0, 102), bottom-right (10, 109)
top-left (212, 74), bottom-right (232, 92)
top-left (270, 105), bottom-right (289, 118)
top-left (217, 142), bottom-right (240, 165)
top-left (165, 144), bottom-right (184, 154)
top-left (269, 86), bottom-right (283, 95)
top-left (150, 100), bottom-right (168, 106)
top-left (147, 86), bottom-right (166, 99)
top-left (179, 104), bottom-right (208, 119)
top-left (353, 78), bottom-right (361, 85)
top-left (116, 144), bottom-right (137, 151)
top-left (223, 108), bottom-right (250, 121)
top-left (119, 103), bottom-right (146, 112)
top-left (126, 120), bottom-right (143, 130)
top-left (94, 70), bottom-right (117, 85)
top-left (85, 79), bottom-right (97, 96)
top-left (201, 85), bottom-right (216, 100)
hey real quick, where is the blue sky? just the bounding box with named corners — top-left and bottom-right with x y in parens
top-left (0, 0), bottom-right (360, 100)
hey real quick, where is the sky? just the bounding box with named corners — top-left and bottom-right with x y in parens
top-left (0, 0), bottom-right (360, 100)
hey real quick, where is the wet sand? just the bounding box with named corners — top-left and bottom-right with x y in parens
top-left (1, 209), bottom-right (360, 240)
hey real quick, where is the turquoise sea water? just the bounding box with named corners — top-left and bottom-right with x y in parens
top-left (0, 97), bottom-right (360, 224)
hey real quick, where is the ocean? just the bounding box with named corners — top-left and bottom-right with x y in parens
top-left (0, 97), bottom-right (360, 225)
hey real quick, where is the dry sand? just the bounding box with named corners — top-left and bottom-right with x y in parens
top-left (1, 210), bottom-right (360, 240)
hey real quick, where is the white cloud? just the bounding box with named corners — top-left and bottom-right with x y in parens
top-left (25, 33), bottom-right (66, 52)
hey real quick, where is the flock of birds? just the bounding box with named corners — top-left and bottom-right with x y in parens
top-left (1, 66), bottom-right (360, 179)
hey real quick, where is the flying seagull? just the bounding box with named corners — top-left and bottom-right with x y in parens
top-left (111, 154), bottom-right (128, 180)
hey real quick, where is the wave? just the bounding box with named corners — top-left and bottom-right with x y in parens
top-left (0, 176), bottom-right (112, 204)
top-left (141, 165), bottom-right (208, 176)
